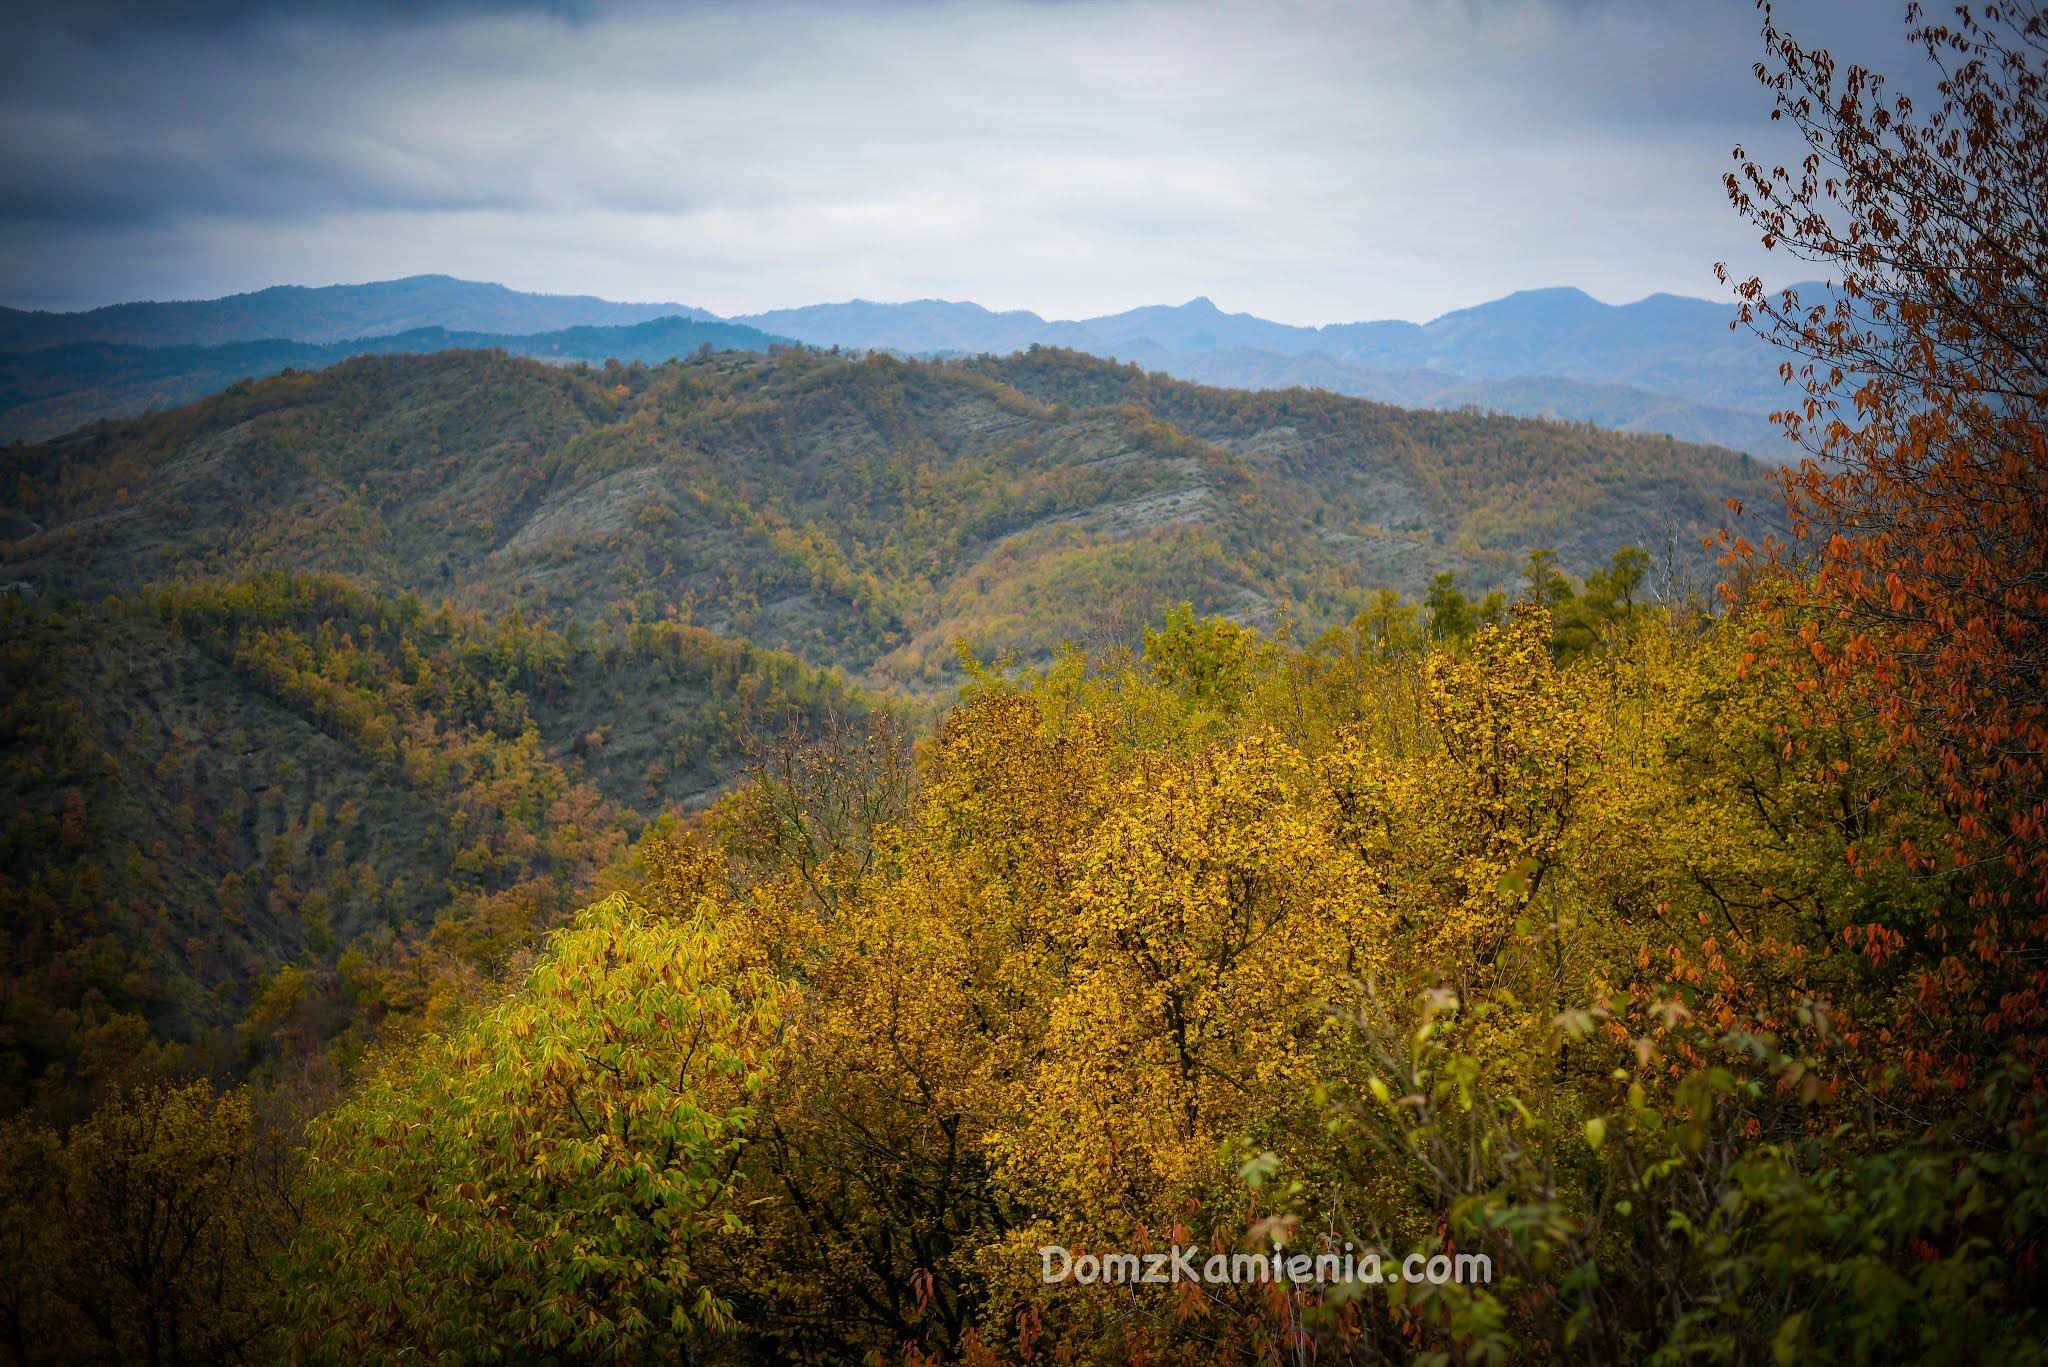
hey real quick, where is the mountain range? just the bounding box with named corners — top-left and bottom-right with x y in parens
top-left (0, 275), bottom-right (1808, 456)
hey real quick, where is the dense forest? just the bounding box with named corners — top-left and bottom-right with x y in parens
top-left (2, 2), bottom-right (2046, 1362)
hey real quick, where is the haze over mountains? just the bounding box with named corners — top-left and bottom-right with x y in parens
top-left (0, 275), bottom-right (1805, 457)
top-left (738, 291), bottom-right (1793, 457)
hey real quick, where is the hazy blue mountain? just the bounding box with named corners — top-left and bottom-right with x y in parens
top-left (733, 299), bottom-right (1058, 354)
top-left (1131, 347), bottom-right (1796, 460)
top-left (0, 275), bottom-right (716, 350)
top-left (1077, 296), bottom-right (1318, 355)
top-left (0, 315), bottom-right (789, 441)
top-left (464, 315), bottom-right (789, 362)
top-left (1326, 287), bottom-right (1788, 412)
top-left (736, 295), bottom-right (1329, 359)
top-left (1, 274), bottom-right (1820, 457)
top-left (736, 287), bottom-right (1812, 455)
top-left (1049, 287), bottom-right (1790, 414)
top-left (1419, 373), bottom-right (1790, 455)
top-left (1134, 346), bottom-right (1451, 406)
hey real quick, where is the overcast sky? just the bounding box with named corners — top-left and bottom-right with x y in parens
top-left (0, 0), bottom-right (1923, 324)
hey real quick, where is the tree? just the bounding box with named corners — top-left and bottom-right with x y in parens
top-left (1520, 548), bottom-right (1574, 613)
top-left (1424, 572), bottom-right (1474, 643)
top-left (711, 708), bottom-right (915, 918)
top-left (287, 894), bottom-right (788, 1364)
top-left (1719, 0), bottom-right (2048, 1059)
top-left (0, 1081), bottom-right (290, 1367)
top-left (1584, 546), bottom-right (1649, 619)
top-left (1142, 602), bottom-right (1273, 715)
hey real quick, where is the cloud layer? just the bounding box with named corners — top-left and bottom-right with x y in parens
top-left (0, 0), bottom-right (1922, 323)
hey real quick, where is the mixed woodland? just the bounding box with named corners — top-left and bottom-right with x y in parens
top-left (1, 3), bottom-right (2046, 1362)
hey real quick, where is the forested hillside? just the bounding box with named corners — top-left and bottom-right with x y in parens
top-left (4, 344), bottom-right (1762, 683)
top-left (0, 341), bottom-right (1761, 1113)
top-left (0, 572), bottom-right (873, 1117)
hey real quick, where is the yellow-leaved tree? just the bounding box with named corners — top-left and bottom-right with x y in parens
top-left (287, 893), bottom-right (788, 1364)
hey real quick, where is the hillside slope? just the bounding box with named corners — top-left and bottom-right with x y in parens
top-left (0, 571), bottom-right (874, 1111)
top-left (3, 346), bottom-right (1768, 688)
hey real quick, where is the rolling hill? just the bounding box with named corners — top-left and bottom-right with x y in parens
top-left (3, 344), bottom-right (1770, 686)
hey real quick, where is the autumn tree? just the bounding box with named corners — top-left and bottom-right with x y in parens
top-left (287, 894), bottom-right (788, 1364)
top-left (710, 708), bottom-right (916, 916)
top-left (1142, 602), bottom-right (1274, 716)
top-left (1718, 1), bottom-right (2048, 1063)
top-left (0, 1080), bottom-right (292, 1366)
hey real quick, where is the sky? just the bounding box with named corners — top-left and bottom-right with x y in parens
top-left (0, 0), bottom-right (1926, 325)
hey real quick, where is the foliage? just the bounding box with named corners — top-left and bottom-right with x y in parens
top-left (1323, 982), bottom-right (2048, 1365)
top-left (1720, 0), bottom-right (2048, 1077)
top-left (0, 1078), bottom-right (297, 1366)
top-left (1141, 601), bottom-right (1276, 714)
top-left (0, 571), bottom-right (867, 1118)
top-left (287, 893), bottom-right (787, 1364)
top-left (539, 595), bottom-right (2036, 1363)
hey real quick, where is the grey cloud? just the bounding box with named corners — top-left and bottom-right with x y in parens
top-left (0, 0), bottom-right (1939, 320)
top-left (0, 0), bottom-right (600, 35)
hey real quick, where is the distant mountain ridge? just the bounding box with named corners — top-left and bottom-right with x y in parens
top-left (0, 316), bottom-right (793, 441)
top-left (1140, 346), bottom-right (1793, 459)
top-left (732, 287), bottom-right (1791, 413)
top-left (0, 276), bottom-right (1811, 457)
top-left (648, 287), bottom-right (1808, 458)
top-left (0, 274), bottom-right (716, 350)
